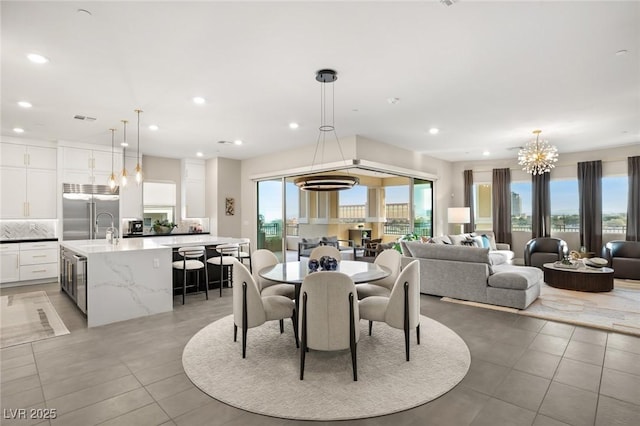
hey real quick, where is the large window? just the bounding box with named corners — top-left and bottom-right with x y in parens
top-left (511, 182), bottom-right (532, 232)
top-left (473, 183), bottom-right (492, 231)
top-left (413, 179), bottom-right (433, 237)
top-left (339, 185), bottom-right (367, 223)
top-left (384, 185), bottom-right (410, 235)
top-left (285, 181), bottom-right (299, 236)
top-left (602, 176), bottom-right (627, 234)
top-left (550, 179), bottom-right (579, 232)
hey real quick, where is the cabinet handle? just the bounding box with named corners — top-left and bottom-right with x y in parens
top-left (32, 255), bottom-right (47, 258)
top-left (92, 158), bottom-right (96, 169)
top-left (24, 153), bottom-right (29, 166)
top-left (31, 269), bottom-right (47, 273)
top-left (27, 153), bottom-right (31, 166)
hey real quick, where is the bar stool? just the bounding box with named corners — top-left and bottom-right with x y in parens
top-left (172, 246), bottom-right (208, 305)
top-left (207, 243), bottom-right (240, 296)
top-left (237, 238), bottom-right (252, 272)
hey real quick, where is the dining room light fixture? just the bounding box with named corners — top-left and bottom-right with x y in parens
top-left (294, 69), bottom-right (359, 192)
top-left (108, 128), bottom-right (117, 192)
top-left (120, 120), bottom-right (128, 187)
top-left (518, 130), bottom-right (559, 175)
top-left (134, 109), bottom-right (143, 185)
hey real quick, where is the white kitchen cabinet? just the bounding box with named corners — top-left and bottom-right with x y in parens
top-left (182, 159), bottom-right (205, 218)
top-left (62, 146), bottom-right (121, 185)
top-left (0, 245), bottom-right (20, 283)
top-left (0, 142), bottom-right (57, 219)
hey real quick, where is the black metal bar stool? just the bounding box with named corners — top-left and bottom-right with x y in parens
top-left (207, 243), bottom-right (240, 296)
top-left (172, 246), bottom-right (208, 304)
top-left (237, 238), bottom-right (252, 272)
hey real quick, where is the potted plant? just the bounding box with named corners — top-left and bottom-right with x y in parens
top-left (153, 219), bottom-right (177, 235)
top-left (392, 232), bottom-right (419, 254)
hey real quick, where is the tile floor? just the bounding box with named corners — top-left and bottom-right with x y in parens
top-left (1, 282), bottom-right (640, 426)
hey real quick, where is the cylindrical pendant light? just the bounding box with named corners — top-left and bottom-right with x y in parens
top-left (108, 128), bottom-right (117, 191)
top-left (120, 120), bottom-right (129, 187)
top-left (134, 109), bottom-right (143, 185)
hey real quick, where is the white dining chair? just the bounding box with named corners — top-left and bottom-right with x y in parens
top-left (359, 259), bottom-right (420, 361)
top-left (252, 249), bottom-right (295, 299)
top-left (309, 245), bottom-right (341, 262)
top-left (231, 258), bottom-right (298, 358)
top-left (355, 249), bottom-right (401, 300)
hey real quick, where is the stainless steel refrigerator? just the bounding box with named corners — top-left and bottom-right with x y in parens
top-left (62, 184), bottom-right (120, 240)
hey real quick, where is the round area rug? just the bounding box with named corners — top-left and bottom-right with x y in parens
top-left (182, 314), bottom-right (470, 421)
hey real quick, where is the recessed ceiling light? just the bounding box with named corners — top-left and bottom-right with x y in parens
top-left (27, 53), bottom-right (49, 64)
top-left (616, 49), bottom-right (628, 56)
top-left (193, 97), bottom-right (205, 105)
top-left (148, 124), bottom-right (159, 131)
top-left (482, 151), bottom-right (490, 156)
top-left (233, 140), bottom-right (243, 145)
top-left (18, 101), bottom-right (32, 108)
top-left (429, 128), bottom-right (439, 135)
top-left (196, 152), bottom-right (203, 157)
top-left (289, 122), bottom-right (299, 129)
top-left (13, 128), bottom-right (25, 133)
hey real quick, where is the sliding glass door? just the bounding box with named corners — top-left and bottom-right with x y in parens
top-left (257, 179), bottom-right (283, 259)
top-left (413, 179), bottom-right (433, 237)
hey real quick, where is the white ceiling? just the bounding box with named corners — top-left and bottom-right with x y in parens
top-left (2, 1), bottom-right (639, 162)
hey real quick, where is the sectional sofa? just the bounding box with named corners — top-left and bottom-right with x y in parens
top-left (400, 241), bottom-right (542, 309)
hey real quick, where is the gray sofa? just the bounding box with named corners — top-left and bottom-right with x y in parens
top-left (429, 231), bottom-right (515, 264)
top-left (400, 241), bottom-right (542, 309)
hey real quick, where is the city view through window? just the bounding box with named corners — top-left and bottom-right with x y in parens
top-left (510, 176), bottom-right (628, 233)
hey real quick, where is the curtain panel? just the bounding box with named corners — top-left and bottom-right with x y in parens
top-left (578, 160), bottom-right (602, 252)
top-left (531, 172), bottom-right (551, 238)
top-left (627, 156), bottom-right (640, 241)
top-left (492, 168), bottom-right (512, 245)
top-left (463, 170), bottom-right (475, 233)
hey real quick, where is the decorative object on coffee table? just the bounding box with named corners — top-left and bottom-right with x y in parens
top-left (152, 219), bottom-right (176, 235)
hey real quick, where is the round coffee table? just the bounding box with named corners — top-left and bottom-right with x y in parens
top-left (542, 262), bottom-right (614, 292)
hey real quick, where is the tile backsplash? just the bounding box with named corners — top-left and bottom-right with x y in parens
top-left (1, 220), bottom-right (57, 240)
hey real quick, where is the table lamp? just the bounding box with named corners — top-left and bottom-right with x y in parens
top-left (448, 207), bottom-right (471, 234)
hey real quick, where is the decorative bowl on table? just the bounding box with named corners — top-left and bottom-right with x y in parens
top-left (585, 257), bottom-right (608, 268)
top-left (153, 225), bottom-right (174, 235)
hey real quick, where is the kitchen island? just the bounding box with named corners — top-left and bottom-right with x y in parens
top-left (60, 235), bottom-right (245, 327)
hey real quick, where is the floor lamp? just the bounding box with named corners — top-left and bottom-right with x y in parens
top-left (448, 207), bottom-right (471, 234)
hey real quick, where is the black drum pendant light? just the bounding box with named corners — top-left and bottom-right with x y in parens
top-left (294, 69), bottom-right (359, 191)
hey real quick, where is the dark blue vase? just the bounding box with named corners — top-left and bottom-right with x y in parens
top-left (308, 258), bottom-right (320, 272)
top-left (326, 257), bottom-right (338, 270)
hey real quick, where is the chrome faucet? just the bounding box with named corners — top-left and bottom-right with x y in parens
top-left (95, 212), bottom-right (118, 243)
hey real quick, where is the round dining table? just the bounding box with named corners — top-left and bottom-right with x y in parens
top-left (259, 259), bottom-right (390, 308)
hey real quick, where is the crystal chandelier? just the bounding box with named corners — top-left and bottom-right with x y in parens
top-left (518, 130), bottom-right (558, 175)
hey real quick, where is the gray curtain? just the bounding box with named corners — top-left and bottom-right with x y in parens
top-left (531, 172), bottom-right (551, 238)
top-left (463, 170), bottom-right (475, 233)
top-left (627, 156), bottom-right (640, 241)
top-left (578, 160), bottom-right (602, 252)
top-left (492, 168), bottom-right (512, 245)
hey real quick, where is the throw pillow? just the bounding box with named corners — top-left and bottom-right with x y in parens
top-left (449, 234), bottom-right (467, 245)
top-left (471, 236), bottom-right (484, 247)
top-left (461, 239), bottom-right (476, 247)
top-left (301, 237), bottom-right (320, 248)
top-left (480, 235), bottom-right (491, 248)
top-left (481, 233), bottom-right (498, 250)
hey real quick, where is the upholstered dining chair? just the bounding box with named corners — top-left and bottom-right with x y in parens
top-left (299, 271), bottom-right (359, 381)
top-left (359, 259), bottom-right (420, 361)
top-left (309, 245), bottom-right (341, 261)
top-left (231, 258), bottom-right (298, 358)
top-left (524, 237), bottom-right (568, 269)
top-left (172, 246), bottom-right (208, 305)
top-left (355, 249), bottom-right (401, 300)
top-left (251, 249), bottom-right (295, 299)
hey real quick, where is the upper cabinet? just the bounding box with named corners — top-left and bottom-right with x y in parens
top-left (62, 146), bottom-right (121, 186)
top-left (0, 143), bottom-right (57, 219)
top-left (182, 159), bottom-right (205, 218)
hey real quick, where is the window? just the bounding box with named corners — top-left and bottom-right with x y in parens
top-left (473, 183), bottom-right (492, 231)
top-left (602, 176), bottom-right (627, 234)
top-left (384, 185), bottom-right (410, 235)
top-left (339, 185), bottom-right (367, 223)
top-left (143, 182), bottom-right (176, 228)
top-left (550, 179), bottom-right (579, 232)
top-left (285, 181), bottom-right (299, 236)
top-left (511, 182), bottom-right (532, 232)
top-left (413, 179), bottom-right (433, 237)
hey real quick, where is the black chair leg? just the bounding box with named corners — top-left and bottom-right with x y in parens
top-left (292, 311), bottom-right (299, 348)
top-left (242, 283), bottom-right (248, 358)
top-left (204, 261), bottom-right (209, 300)
top-left (279, 319), bottom-right (284, 334)
top-left (182, 269), bottom-right (186, 305)
top-left (349, 292), bottom-right (358, 381)
top-left (368, 320), bottom-right (373, 336)
top-left (233, 324), bottom-right (237, 342)
top-left (417, 324), bottom-right (420, 345)
top-left (404, 281), bottom-right (410, 361)
top-left (300, 293), bottom-right (307, 380)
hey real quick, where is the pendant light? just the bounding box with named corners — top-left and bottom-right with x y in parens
top-left (107, 128), bottom-right (117, 191)
top-left (294, 69), bottom-right (358, 191)
top-left (134, 109), bottom-right (143, 185)
top-left (120, 120), bottom-right (128, 187)
top-left (518, 130), bottom-right (559, 175)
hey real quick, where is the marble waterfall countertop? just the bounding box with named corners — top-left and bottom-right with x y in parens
top-left (59, 235), bottom-right (246, 255)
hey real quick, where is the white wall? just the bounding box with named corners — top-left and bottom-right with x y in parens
top-left (451, 144), bottom-right (640, 257)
